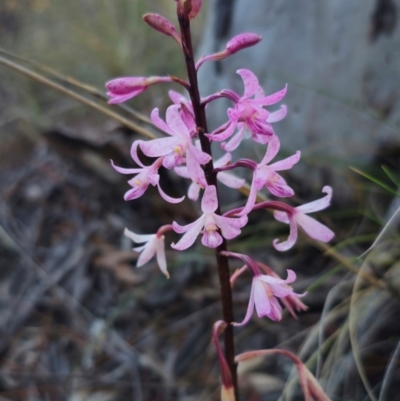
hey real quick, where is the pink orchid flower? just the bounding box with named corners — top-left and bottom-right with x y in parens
top-left (237, 134), bottom-right (300, 216)
top-left (273, 186), bottom-right (335, 251)
top-left (111, 144), bottom-right (184, 204)
top-left (236, 270), bottom-right (302, 325)
top-left (256, 262), bottom-right (308, 319)
top-left (171, 185), bottom-right (247, 250)
top-left (223, 252), bottom-right (304, 325)
top-left (174, 144), bottom-right (245, 200)
top-left (206, 69), bottom-right (287, 148)
top-left (124, 228), bottom-right (169, 278)
top-left (137, 105), bottom-right (210, 185)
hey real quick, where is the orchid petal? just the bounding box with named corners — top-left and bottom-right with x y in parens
top-left (156, 236), bottom-right (169, 278)
top-left (260, 134), bottom-right (281, 165)
top-left (172, 217), bottom-right (203, 233)
top-left (217, 172), bottom-right (245, 189)
top-left (108, 89), bottom-right (145, 104)
top-left (237, 69), bottom-right (260, 99)
top-left (157, 183), bottom-right (184, 204)
top-left (188, 182), bottom-right (201, 200)
top-left (254, 167), bottom-right (268, 190)
top-left (174, 165), bottom-right (190, 179)
top-left (273, 210), bottom-right (290, 224)
top-left (124, 228), bottom-right (155, 244)
top-left (137, 239), bottom-right (157, 267)
top-left (169, 90), bottom-right (185, 105)
top-left (273, 215), bottom-right (298, 251)
top-left (296, 186), bottom-right (333, 214)
top-left (150, 108), bottom-right (174, 135)
top-left (214, 152), bottom-right (232, 168)
top-left (188, 142), bottom-right (212, 165)
top-left (266, 173), bottom-right (295, 198)
top-left (201, 230), bottom-right (223, 248)
top-left (269, 151), bottom-right (301, 171)
top-left (233, 278), bottom-right (255, 326)
top-left (163, 150), bottom-right (184, 169)
top-left (111, 160), bottom-right (143, 175)
top-left (140, 137), bottom-right (181, 157)
top-left (252, 84), bottom-right (288, 106)
top-left (221, 124), bottom-right (246, 152)
top-left (253, 279), bottom-right (272, 317)
top-left (186, 149), bottom-right (207, 187)
top-left (124, 185), bottom-right (148, 200)
top-left (171, 217), bottom-right (205, 250)
top-left (201, 185), bottom-right (218, 213)
top-left (206, 121), bottom-right (237, 142)
top-left (236, 174), bottom-right (259, 217)
top-left (267, 105), bottom-right (287, 123)
top-left (245, 116), bottom-right (274, 136)
top-left (180, 106), bottom-right (196, 132)
top-left (295, 213), bottom-right (335, 243)
top-left (267, 296), bottom-right (283, 321)
top-left (214, 215), bottom-right (246, 240)
top-left (130, 141), bottom-right (147, 167)
top-left (166, 104), bottom-right (189, 137)
top-left (132, 245), bottom-right (146, 252)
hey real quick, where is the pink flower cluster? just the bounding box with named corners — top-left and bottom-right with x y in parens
top-left (106, 4), bottom-right (334, 326)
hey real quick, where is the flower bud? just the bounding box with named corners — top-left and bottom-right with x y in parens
top-left (106, 76), bottom-right (172, 104)
top-left (195, 32), bottom-right (262, 70)
top-left (213, 321), bottom-right (236, 401)
top-left (143, 13), bottom-right (181, 45)
top-left (189, 0), bottom-right (202, 19)
top-left (226, 33), bottom-right (262, 54)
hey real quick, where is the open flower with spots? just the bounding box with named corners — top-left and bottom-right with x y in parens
top-left (171, 185), bottom-right (247, 250)
top-left (222, 252), bottom-right (304, 325)
top-left (174, 145), bottom-right (245, 201)
top-left (273, 186), bottom-right (335, 251)
top-left (206, 69), bottom-right (287, 148)
top-left (124, 227), bottom-right (169, 278)
top-left (111, 153), bottom-right (184, 204)
top-left (236, 134), bottom-right (300, 216)
top-left (137, 105), bottom-right (211, 185)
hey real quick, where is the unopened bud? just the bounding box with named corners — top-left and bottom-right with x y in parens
top-left (226, 33), bottom-right (262, 54)
top-left (106, 76), bottom-right (172, 104)
top-left (189, 0), bottom-right (202, 19)
top-left (143, 13), bottom-right (181, 45)
top-left (196, 32), bottom-right (262, 70)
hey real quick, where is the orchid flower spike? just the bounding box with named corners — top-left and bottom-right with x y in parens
top-left (106, 76), bottom-right (173, 104)
top-left (212, 321), bottom-right (236, 401)
top-left (221, 252), bottom-right (304, 325)
top-left (237, 134), bottom-right (300, 217)
top-left (137, 105), bottom-right (210, 186)
top-left (206, 69), bottom-right (287, 148)
top-left (124, 227), bottom-right (169, 278)
top-left (273, 186), bottom-right (335, 251)
top-left (171, 185), bottom-right (247, 250)
top-left (174, 144), bottom-right (245, 201)
top-left (111, 150), bottom-right (184, 204)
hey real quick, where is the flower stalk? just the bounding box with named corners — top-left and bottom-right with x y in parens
top-left (176, 7), bottom-right (239, 395)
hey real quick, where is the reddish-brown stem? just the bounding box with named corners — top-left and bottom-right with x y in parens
top-left (177, 9), bottom-right (238, 398)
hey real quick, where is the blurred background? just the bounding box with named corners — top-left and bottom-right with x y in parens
top-left (0, 0), bottom-right (400, 400)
